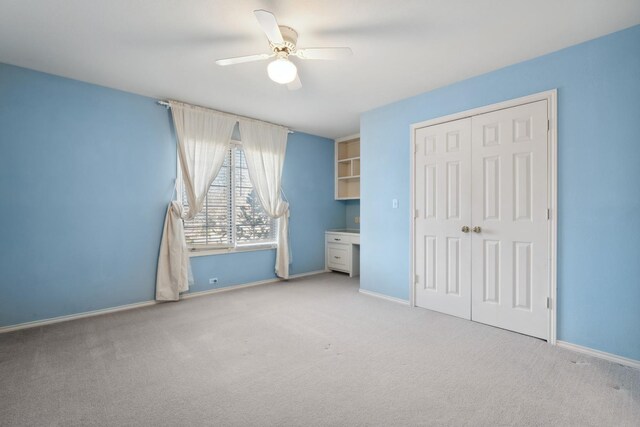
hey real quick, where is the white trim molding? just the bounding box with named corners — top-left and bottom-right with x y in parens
top-left (287, 269), bottom-right (330, 279)
top-left (359, 288), bottom-right (410, 305)
top-left (180, 277), bottom-right (281, 300)
top-left (188, 243), bottom-right (277, 258)
top-left (0, 270), bottom-right (328, 334)
top-left (557, 341), bottom-right (640, 370)
top-left (409, 89), bottom-right (558, 343)
top-left (0, 300), bottom-right (158, 334)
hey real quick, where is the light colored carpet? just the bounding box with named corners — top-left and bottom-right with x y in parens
top-left (1, 273), bottom-right (638, 426)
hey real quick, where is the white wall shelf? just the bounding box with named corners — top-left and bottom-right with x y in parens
top-left (335, 134), bottom-right (360, 200)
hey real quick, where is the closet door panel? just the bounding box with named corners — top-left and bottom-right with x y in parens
top-left (470, 100), bottom-right (549, 339)
top-left (414, 118), bottom-right (472, 319)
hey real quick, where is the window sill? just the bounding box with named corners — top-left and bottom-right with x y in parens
top-left (188, 243), bottom-right (277, 258)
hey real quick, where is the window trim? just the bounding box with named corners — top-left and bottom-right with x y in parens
top-left (187, 242), bottom-right (278, 258)
top-left (177, 139), bottom-right (278, 254)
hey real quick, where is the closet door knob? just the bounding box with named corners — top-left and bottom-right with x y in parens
top-left (473, 226), bottom-right (482, 233)
top-left (461, 226), bottom-right (470, 233)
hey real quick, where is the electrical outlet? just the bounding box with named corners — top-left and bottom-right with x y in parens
top-left (392, 199), bottom-right (398, 209)
top-left (355, 216), bottom-right (360, 224)
top-left (209, 277), bottom-right (218, 285)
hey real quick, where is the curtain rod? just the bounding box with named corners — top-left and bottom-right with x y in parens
top-left (157, 100), bottom-right (294, 134)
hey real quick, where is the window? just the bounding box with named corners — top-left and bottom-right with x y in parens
top-left (181, 143), bottom-right (277, 250)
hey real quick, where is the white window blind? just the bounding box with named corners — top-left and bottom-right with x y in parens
top-left (182, 145), bottom-right (277, 249)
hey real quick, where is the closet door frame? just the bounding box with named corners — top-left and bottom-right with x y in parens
top-left (409, 89), bottom-right (558, 344)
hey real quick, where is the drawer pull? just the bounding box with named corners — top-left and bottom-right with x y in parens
top-left (334, 238), bottom-right (341, 241)
top-left (334, 256), bottom-right (341, 259)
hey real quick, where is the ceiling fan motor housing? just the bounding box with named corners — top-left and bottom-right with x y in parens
top-left (272, 26), bottom-right (298, 53)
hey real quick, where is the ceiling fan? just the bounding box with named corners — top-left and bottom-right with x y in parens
top-left (215, 10), bottom-right (353, 90)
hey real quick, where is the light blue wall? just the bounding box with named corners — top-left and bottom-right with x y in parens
top-left (345, 200), bottom-right (360, 230)
top-left (360, 25), bottom-right (640, 361)
top-left (0, 62), bottom-right (344, 327)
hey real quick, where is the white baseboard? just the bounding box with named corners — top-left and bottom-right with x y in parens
top-left (556, 340), bottom-right (640, 370)
top-left (0, 300), bottom-right (158, 334)
top-left (180, 270), bottom-right (327, 300)
top-left (359, 288), bottom-right (410, 305)
top-left (0, 270), bottom-right (328, 334)
top-left (180, 277), bottom-right (281, 300)
top-left (288, 269), bottom-right (329, 279)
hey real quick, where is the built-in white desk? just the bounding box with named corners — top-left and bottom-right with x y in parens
top-left (325, 229), bottom-right (360, 277)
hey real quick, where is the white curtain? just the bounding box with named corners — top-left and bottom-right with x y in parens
top-left (155, 201), bottom-right (190, 300)
top-left (238, 120), bottom-right (290, 279)
top-left (172, 102), bottom-right (237, 220)
top-left (156, 102), bottom-right (237, 301)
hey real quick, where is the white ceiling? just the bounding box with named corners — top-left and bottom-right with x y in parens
top-left (1, 1), bottom-right (639, 138)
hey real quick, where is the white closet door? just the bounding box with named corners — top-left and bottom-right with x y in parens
top-left (414, 118), bottom-right (472, 319)
top-left (470, 100), bottom-right (549, 339)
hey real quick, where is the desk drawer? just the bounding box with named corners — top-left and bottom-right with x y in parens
top-left (326, 233), bottom-right (353, 244)
top-left (327, 244), bottom-right (349, 270)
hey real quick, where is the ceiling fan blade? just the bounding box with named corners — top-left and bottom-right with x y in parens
top-left (294, 47), bottom-right (353, 60)
top-left (254, 9), bottom-right (284, 45)
top-left (215, 53), bottom-right (273, 66)
top-left (287, 74), bottom-right (302, 91)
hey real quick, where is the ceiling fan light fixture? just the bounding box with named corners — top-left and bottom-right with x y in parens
top-left (215, 10), bottom-right (352, 90)
top-left (267, 58), bottom-right (297, 84)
